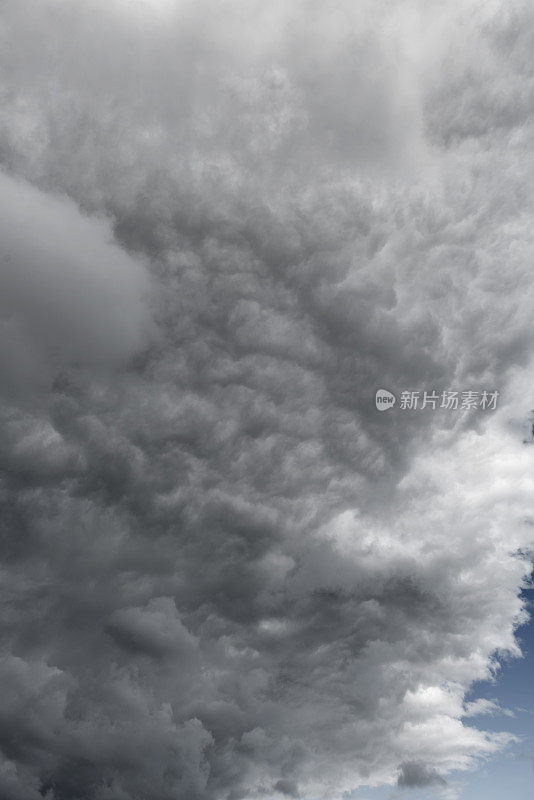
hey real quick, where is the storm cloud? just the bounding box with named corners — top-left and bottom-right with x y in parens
top-left (397, 761), bottom-right (447, 789)
top-left (0, 1), bottom-right (534, 799)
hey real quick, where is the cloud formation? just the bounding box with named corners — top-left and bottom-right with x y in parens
top-left (0, 1), bottom-right (534, 799)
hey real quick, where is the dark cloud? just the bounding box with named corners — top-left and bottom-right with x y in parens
top-left (397, 761), bottom-right (447, 789)
top-left (105, 597), bottom-right (199, 659)
top-left (0, 1), bottom-right (533, 799)
top-left (274, 778), bottom-right (300, 797)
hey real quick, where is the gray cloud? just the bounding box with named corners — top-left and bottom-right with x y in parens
top-left (0, 169), bottom-right (154, 401)
top-left (106, 597), bottom-right (199, 659)
top-left (0, 1), bottom-right (533, 799)
top-left (397, 761), bottom-right (447, 789)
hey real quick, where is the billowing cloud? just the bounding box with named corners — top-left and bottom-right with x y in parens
top-left (0, 1), bottom-right (533, 799)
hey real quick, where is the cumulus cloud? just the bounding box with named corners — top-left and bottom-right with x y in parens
top-left (0, 1), bottom-right (533, 799)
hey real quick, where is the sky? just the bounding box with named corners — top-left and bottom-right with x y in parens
top-left (0, 1), bottom-right (534, 799)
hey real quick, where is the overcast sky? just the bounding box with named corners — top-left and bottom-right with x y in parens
top-left (1, 1), bottom-right (534, 799)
